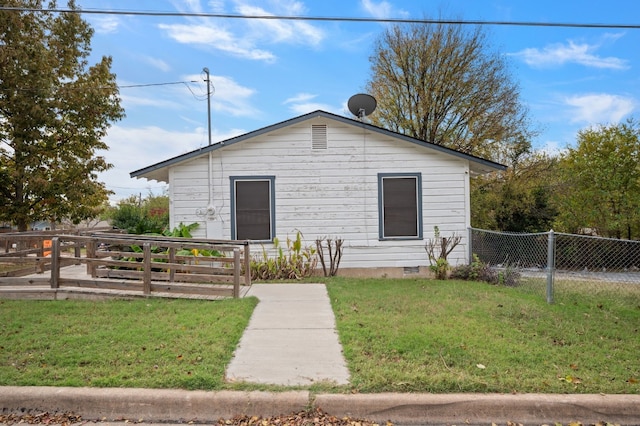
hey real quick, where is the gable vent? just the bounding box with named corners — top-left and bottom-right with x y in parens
top-left (311, 124), bottom-right (327, 150)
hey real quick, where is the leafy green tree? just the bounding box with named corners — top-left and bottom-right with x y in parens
top-left (108, 193), bottom-right (169, 234)
top-left (366, 20), bottom-right (536, 164)
top-left (471, 153), bottom-right (559, 232)
top-left (554, 120), bottom-right (640, 239)
top-left (0, 0), bottom-right (125, 231)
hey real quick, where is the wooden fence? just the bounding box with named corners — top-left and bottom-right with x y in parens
top-left (0, 232), bottom-right (251, 299)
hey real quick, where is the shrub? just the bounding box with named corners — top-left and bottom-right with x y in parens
top-left (450, 254), bottom-right (495, 282)
top-left (451, 254), bottom-right (521, 287)
top-left (250, 231), bottom-right (317, 280)
top-left (107, 193), bottom-right (169, 234)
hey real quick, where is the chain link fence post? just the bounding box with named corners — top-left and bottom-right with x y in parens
top-left (468, 227), bottom-right (473, 265)
top-left (546, 229), bottom-right (555, 304)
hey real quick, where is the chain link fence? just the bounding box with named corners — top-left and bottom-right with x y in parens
top-left (469, 228), bottom-right (640, 305)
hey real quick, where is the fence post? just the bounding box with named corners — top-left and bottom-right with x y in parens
top-left (143, 243), bottom-right (151, 295)
top-left (86, 240), bottom-right (97, 277)
top-left (243, 243), bottom-right (251, 286)
top-left (50, 237), bottom-right (60, 289)
top-left (168, 247), bottom-right (176, 283)
top-left (546, 229), bottom-right (555, 304)
top-left (74, 239), bottom-right (81, 264)
top-left (233, 249), bottom-right (241, 298)
top-left (468, 227), bottom-right (473, 264)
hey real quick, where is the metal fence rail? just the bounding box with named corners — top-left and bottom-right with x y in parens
top-left (469, 228), bottom-right (640, 305)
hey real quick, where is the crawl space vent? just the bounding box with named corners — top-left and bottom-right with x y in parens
top-left (311, 124), bottom-right (327, 150)
top-left (403, 266), bottom-right (420, 274)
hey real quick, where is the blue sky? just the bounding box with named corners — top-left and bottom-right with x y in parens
top-left (72, 0), bottom-right (640, 202)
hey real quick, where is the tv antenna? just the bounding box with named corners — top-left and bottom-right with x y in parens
top-left (348, 93), bottom-right (377, 120)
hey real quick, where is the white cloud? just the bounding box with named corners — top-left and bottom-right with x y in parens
top-left (91, 16), bottom-right (120, 34)
top-left (283, 93), bottom-right (317, 104)
top-left (360, 0), bottom-right (409, 19)
top-left (183, 73), bottom-right (260, 117)
top-left (281, 93), bottom-right (341, 115)
top-left (211, 75), bottom-right (260, 117)
top-left (159, 23), bottom-right (276, 61)
top-left (282, 93), bottom-right (341, 114)
top-left (287, 102), bottom-right (336, 115)
top-left (236, 4), bottom-right (324, 46)
top-left (565, 93), bottom-right (636, 124)
top-left (159, 1), bottom-right (325, 61)
top-left (208, 0), bottom-right (226, 13)
top-left (119, 93), bottom-right (185, 110)
top-left (171, 0), bottom-right (204, 13)
top-left (282, 93), bottom-right (344, 115)
top-left (141, 56), bottom-right (171, 73)
top-left (513, 39), bottom-right (629, 70)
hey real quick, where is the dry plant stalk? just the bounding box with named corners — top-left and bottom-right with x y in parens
top-left (316, 237), bottom-right (344, 277)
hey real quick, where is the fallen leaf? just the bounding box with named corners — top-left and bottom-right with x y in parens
top-left (476, 363), bottom-right (486, 369)
top-left (559, 375), bottom-right (582, 384)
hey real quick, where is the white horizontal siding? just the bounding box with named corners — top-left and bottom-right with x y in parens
top-left (168, 116), bottom-right (472, 267)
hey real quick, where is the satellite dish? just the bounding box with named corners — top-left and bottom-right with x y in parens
top-left (348, 93), bottom-right (377, 119)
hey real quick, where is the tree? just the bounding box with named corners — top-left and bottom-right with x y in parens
top-left (554, 120), bottom-right (640, 240)
top-left (0, 0), bottom-right (125, 231)
top-left (471, 152), bottom-right (559, 232)
top-left (366, 20), bottom-right (535, 164)
top-left (107, 192), bottom-right (169, 234)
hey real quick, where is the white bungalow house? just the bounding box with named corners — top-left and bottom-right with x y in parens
top-left (131, 110), bottom-right (505, 276)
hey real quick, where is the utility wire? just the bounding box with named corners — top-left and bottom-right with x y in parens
top-left (0, 6), bottom-right (639, 29)
top-left (119, 81), bottom-right (197, 89)
top-left (0, 80), bottom-right (200, 93)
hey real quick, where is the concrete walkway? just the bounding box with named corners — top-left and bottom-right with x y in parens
top-left (225, 283), bottom-right (350, 386)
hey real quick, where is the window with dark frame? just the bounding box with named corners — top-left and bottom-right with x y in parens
top-left (378, 173), bottom-right (423, 239)
top-left (231, 177), bottom-right (275, 241)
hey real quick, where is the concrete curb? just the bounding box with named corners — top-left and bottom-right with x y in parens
top-left (3, 387), bottom-right (640, 425)
top-left (315, 393), bottom-right (640, 425)
top-left (0, 387), bottom-right (309, 423)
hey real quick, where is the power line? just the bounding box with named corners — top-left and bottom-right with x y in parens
top-left (119, 81), bottom-right (197, 89)
top-left (0, 80), bottom-right (200, 93)
top-left (0, 6), bottom-right (639, 29)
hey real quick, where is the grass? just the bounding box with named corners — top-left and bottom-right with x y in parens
top-left (0, 297), bottom-right (257, 389)
top-left (326, 278), bottom-right (640, 394)
top-left (0, 278), bottom-right (638, 394)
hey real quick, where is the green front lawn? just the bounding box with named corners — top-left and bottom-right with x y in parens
top-left (0, 297), bottom-right (257, 389)
top-left (328, 278), bottom-right (639, 394)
